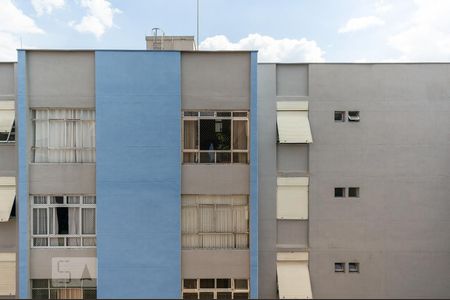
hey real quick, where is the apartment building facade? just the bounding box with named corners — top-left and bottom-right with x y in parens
top-left (0, 38), bottom-right (449, 299)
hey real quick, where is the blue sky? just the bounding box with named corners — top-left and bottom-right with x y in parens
top-left (1, 0), bottom-right (449, 62)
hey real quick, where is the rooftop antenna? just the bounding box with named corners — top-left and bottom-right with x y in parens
top-left (151, 27), bottom-right (165, 50)
top-left (196, 0), bottom-right (199, 50)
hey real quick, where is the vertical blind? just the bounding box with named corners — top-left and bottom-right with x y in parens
top-left (33, 109), bottom-right (95, 163)
top-left (182, 195), bottom-right (249, 249)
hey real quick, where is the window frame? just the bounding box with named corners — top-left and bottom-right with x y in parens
top-left (334, 111), bottom-right (346, 122)
top-left (334, 187), bottom-right (346, 198)
top-left (31, 279), bottom-right (97, 299)
top-left (182, 111), bottom-right (249, 164)
top-left (31, 109), bottom-right (96, 163)
top-left (182, 278), bottom-right (249, 300)
top-left (348, 262), bottom-right (360, 273)
top-left (334, 262), bottom-right (346, 273)
top-left (31, 195), bottom-right (96, 249)
top-left (348, 187), bottom-right (360, 198)
top-left (348, 111), bottom-right (360, 122)
top-left (181, 195), bottom-right (249, 250)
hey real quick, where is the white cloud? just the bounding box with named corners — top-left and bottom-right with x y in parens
top-left (338, 16), bottom-right (385, 33)
top-left (0, 0), bottom-right (44, 34)
top-left (71, 0), bottom-right (121, 38)
top-left (388, 0), bottom-right (450, 61)
top-left (375, 0), bottom-right (393, 14)
top-left (0, 0), bottom-right (44, 61)
top-left (200, 34), bottom-right (325, 62)
top-left (31, 0), bottom-right (65, 15)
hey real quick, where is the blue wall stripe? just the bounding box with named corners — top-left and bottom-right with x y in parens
top-left (17, 50), bottom-right (29, 299)
top-left (95, 51), bottom-right (181, 299)
top-left (249, 51), bottom-right (259, 299)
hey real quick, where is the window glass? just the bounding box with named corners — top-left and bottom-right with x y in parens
top-left (216, 279), bottom-right (231, 289)
top-left (199, 279), bottom-right (215, 289)
top-left (233, 120), bottom-right (247, 150)
top-left (334, 111), bottom-right (345, 122)
top-left (335, 262), bottom-right (345, 273)
top-left (200, 119), bottom-right (231, 151)
top-left (184, 279), bottom-right (197, 289)
top-left (184, 120), bottom-right (198, 150)
top-left (348, 187), bottom-right (360, 198)
top-left (334, 187), bottom-right (345, 198)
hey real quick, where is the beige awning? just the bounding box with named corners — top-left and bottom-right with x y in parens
top-left (0, 177), bottom-right (16, 222)
top-left (0, 101), bottom-right (15, 134)
top-left (277, 177), bottom-right (309, 220)
top-left (0, 252), bottom-right (16, 296)
top-left (277, 101), bottom-right (312, 143)
top-left (277, 252), bottom-right (313, 299)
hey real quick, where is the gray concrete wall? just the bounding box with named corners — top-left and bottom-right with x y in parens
top-left (181, 52), bottom-right (250, 110)
top-left (29, 164), bottom-right (96, 195)
top-left (27, 51), bottom-right (95, 108)
top-left (277, 144), bottom-right (309, 175)
top-left (0, 220), bottom-right (17, 252)
top-left (182, 250), bottom-right (249, 278)
top-left (308, 63), bottom-right (450, 299)
top-left (181, 164), bottom-right (249, 195)
top-left (30, 248), bottom-right (96, 279)
top-left (258, 64), bottom-right (311, 298)
top-left (276, 64), bottom-right (309, 97)
top-left (0, 145), bottom-right (17, 177)
top-left (0, 63), bottom-right (15, 100)
top-left (257, 64), bottom-right (278, 298)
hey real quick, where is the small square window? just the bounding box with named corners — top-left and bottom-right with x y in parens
top-left (335, 262), bottom-right (345, 273)
top-left (199, 279), bottom-right (215, 289)
top-left (184, 279), bottom-right (197, 289)
top-left (334, 111), bottom-right (345, 122)
top-left (349, 262), bottom-right (360, 273)
top-left (348, 187), bottom-right (360, 198)
top-left (183, 293), bottom-right (199, 299)
top-left (348, 111), bottom-right (360, 122)
top-left (334, 187), bottom-right (345, 198)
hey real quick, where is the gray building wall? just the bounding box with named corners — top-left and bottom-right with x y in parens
top-left (308, 63), bottom-right (450, 299)
top-left (27, 51), bottom-right (95, 108)
top-left (24, 51), bottom-right (96, 282)
top-left (0, 62), bottom-right (17, 299)
top-left (259, 62), bottom-right (450, 299)
top-left (180, 52), bottom-right (252, 281)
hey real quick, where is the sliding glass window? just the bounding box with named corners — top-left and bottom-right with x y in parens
top-left (32, 109), bottom-right (95, 163)
top-left (183, 111), bottom-right (249, 164)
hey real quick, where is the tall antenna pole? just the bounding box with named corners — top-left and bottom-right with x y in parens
top-left (196, 0), bottom-right (199, 50)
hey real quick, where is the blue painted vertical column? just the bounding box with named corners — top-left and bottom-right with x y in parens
top-left (95, 51), bottom-right (181, 299)
top-left (17, 50), bottom-right (29, 298)
top-left (249, 51), bottom-right (259, 299)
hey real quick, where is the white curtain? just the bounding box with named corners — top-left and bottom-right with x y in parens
top-left (181, 195), bottom-right (249, 249)
top-left (34, 109), bottom-right (95, 163)
top-left (67, 207), bottom-right (80, 246)
top-left (33, 208), bottom-right (48, 246)
top-left (82, 208), bottom-right (96, 234)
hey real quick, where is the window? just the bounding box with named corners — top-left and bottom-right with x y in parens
top-left (348, 111), bottom-right (360, 122)
top-left (276, 101), bottom-right (313, 143)
top-left (31, 279), bottom-right (96, 299)
top-left (0, 101), bottom-right (15, 143)
top-left (32, 109), bottom-right (95, 163)
top-left (0, 121), bottom-right (15, 143)
top-left (31, 195), bottom-right (96, 248)
top-left (182, 195), bottom-right (249, 249)
top-left (334, 111), bottom-right (345, 122)
top-left (0, 253), bottom-right (15, 296)
top-left (334, 187), bottom-right (345, 198)
top-left (334, 262), bottom-right (345, 273)
top-left (348, 187), bottom-right (360, 198)
top-left (182, 279), bottom-right (249, 300)
top-left (349, 262), bottom-right (360, 273)
top-left (183, 111), bottom-right (249, 164)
